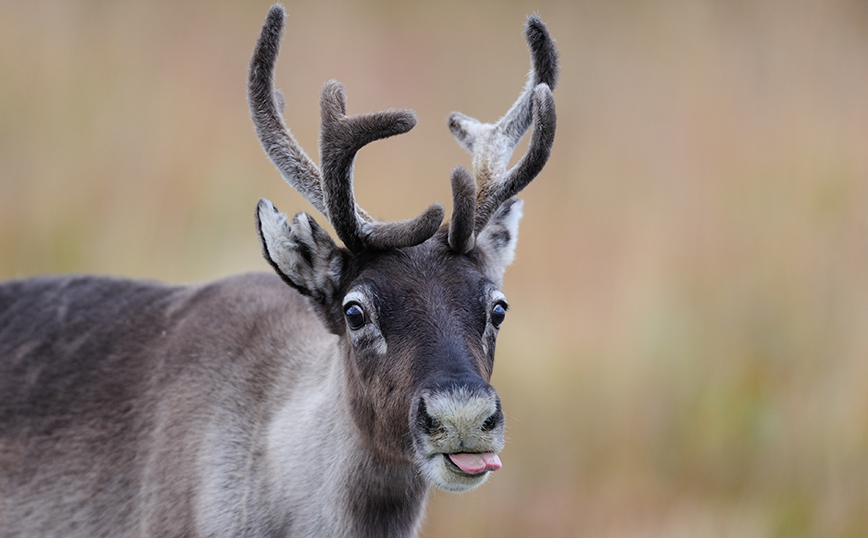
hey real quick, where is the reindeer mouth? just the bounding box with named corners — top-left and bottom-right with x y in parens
top-left (444, 452), bottom-right (502, 476)
top-left (413, 388), bottom-right (505, 490)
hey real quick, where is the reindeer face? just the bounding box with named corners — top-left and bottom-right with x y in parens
top-left (258, 195), bottom-right (526, 491)
top-left (337, 234), bottom-right (509, 491)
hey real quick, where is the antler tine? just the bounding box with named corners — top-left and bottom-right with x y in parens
top-left (249, 5), bottom-right (327, 215)
top-left (319, 81), bottom-right (444, 254)
top-left (447, 165), bottom-right (477, 253)
top-left (447, 15), bottom-right (559, 247)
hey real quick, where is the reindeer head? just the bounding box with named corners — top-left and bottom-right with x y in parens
top-left (249, 5), bottom-right (557, 492)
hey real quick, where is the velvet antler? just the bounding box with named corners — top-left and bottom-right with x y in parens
top-left (446, 15), bottom-right (558, 253)
top-left (249, 5), bottom-right (444, 254)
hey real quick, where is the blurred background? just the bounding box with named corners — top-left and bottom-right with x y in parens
top-left (1, 0), bottom-right (867, 536)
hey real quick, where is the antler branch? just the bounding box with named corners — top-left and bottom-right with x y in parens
top-left (447, 15), bottom-right (559, 252)
top-left (249, 6), bottom-right (326, 215)
top-left (249, 5), bottom-right (444, 254)
top-left (318, 82), bottom-right (444, 253)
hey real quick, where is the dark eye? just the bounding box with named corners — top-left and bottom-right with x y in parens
top-left (345, 304), bottom-right (366, 330)
top-left (491, 303), bottom-right (507, 329)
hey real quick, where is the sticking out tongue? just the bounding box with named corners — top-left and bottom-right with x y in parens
top-left (447, 452), bottom-right (502, 475)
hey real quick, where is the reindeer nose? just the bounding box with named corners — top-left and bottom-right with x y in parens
top-left (416, 383), bottom-right (503, 439)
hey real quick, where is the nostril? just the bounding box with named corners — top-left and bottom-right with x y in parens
top-left (481, 411), bottom-right (501, 432)
top-left (417, 398), bottom-right (440, 434)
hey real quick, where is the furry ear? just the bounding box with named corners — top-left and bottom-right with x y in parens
top-left (256, 199), bottom-right (347, 333)
top-left (474, 198), bottom-right (524, 286)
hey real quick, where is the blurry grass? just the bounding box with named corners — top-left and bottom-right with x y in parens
top-left (2, 1), bottom-right (868, 537)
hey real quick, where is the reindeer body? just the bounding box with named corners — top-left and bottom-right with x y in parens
top-left (1, 272), bottom-right (425, 537)
top-left (0, 6), bottom-right (557, 537)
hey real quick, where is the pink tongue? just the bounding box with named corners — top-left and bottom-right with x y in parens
top-left (448, 452), bottom-right (502, 475)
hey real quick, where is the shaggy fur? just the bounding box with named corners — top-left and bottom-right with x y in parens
top-left (0, 5), bottom-right (558, 537)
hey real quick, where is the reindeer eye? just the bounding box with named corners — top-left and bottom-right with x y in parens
top-left (491, 303), bottom-right (507, 329)
top-left (345, 304), bottom-right (366, 330)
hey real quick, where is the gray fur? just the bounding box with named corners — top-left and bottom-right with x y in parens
top-left (0, 5), bottom-right (558, 537)
top-left (475, 199), bottom-right (524, 286)
top-left (256, 199), bottom-right (346, 334)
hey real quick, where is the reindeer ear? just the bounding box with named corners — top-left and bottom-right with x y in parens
top-left (474, 198), bottom-right (523, 285)
top-left (256, 199), bottom-right (347, 333)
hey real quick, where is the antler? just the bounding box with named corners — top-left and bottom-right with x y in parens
top-left (447, 15), bottom-right (558, 253)
top-left (249, 5), bottom-right (444, 254)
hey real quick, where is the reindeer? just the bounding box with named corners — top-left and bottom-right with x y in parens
top-left (0, 5), bottom-right (557, 537)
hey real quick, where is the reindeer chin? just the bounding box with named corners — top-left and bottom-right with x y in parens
top-left (420, 454), bottom-right (497, 493)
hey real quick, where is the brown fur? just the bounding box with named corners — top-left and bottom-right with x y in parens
top-left (0, 5), bottom-right (558, 537)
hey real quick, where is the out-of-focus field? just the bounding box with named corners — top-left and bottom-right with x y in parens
top-left (2, 0), bottom-right (866, 536)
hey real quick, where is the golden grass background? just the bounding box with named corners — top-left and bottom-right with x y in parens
top-left (2, 1), bottom-right (867, 536)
